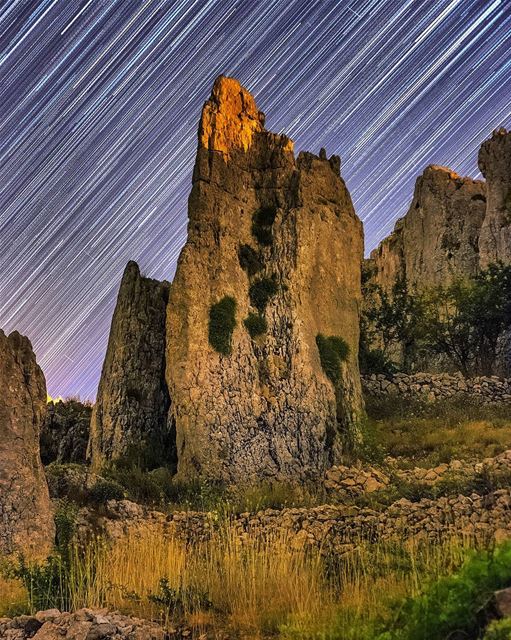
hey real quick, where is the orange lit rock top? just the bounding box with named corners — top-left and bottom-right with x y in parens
top-left (199, 75), bottom-right (294, 155)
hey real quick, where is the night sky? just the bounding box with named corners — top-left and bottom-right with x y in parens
top-left (1, 1), bottom-right (510, 400)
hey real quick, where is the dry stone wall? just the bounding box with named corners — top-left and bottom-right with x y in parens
top-left (362, 372), bottom-right (511, 404)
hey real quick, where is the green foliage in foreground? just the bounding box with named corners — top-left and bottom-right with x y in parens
top-left (208, 295), bottom-right (237, 355)
top-left (375, 542), bottom-right (511, 640)
top-left (316, 334), bottom-right (350, 384)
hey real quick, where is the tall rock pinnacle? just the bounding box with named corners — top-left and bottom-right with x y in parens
top-left (0, 329), bottom-right (54, 559)
top-left (478, 128), bottom-right (511, 266)
top-left (89, 261), bottom-right (174, 469)
top-left (166, 76), bottom-right (364, 483)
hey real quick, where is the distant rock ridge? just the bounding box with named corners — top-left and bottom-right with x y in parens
top-left (88, 261), bottom-right (174, 470)
top-left (370, 128), bottom-right (511, 292)
top-left (0, 329), bottom-right (54, 559)
top-left (369, 164), bottom-right (486, 291)
top-left (90, 76), bottom-right (364, 482)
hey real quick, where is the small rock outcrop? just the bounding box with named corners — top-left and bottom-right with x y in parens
top-left (478, 128), bottom-right (511, 266)
top-left (89, 261), bottom-right (174, 470)
top-left (370, 165), bottom-right (486, 292)
top-left (41, 399), bottom-right (91, 465)
top-left (0, 609), bottom-right (167, 640)
top-left (0, 329), bottom-right (54, 559)
top-left (166, 76), bottom-right (364, 483)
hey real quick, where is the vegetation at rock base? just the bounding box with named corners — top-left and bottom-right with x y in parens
top-left (361, 262), bottom-right (511, 377)
top-left (251, 205), bottom-right (277, 246)
top-left (238, 243), bottom-right (264, 276)
top-left (244, 311), bottom-right (268, 337)
top-left (316, 333), bottom-right (350, 384)
top-left (208, 295), bottom-right (237, 355)
top-left (249, 276), bottom-right (279, 311)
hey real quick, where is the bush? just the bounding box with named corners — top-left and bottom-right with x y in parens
top-left (244, 312), bottom-right (268, 338)
top-left (148, 577), bottom-right (212, 615)
top-left (251, 206), bottom-right (277, 246)
top-left (384, 541), bottom-right (511, 640)
top-left (89, 479), bottom-right (125, 505)
top-left (316, 334), bottom-right (350, 384)
top-left (208, 296), bottom-right (237, 355)
top-left (54, 499), bottom-right (78, 560)
top-left (484, 618), bottom-right (511, 640)
top-left (238, 244), bottom-right (263, 276)
top-left (249, 277), bottom-right (279, 311)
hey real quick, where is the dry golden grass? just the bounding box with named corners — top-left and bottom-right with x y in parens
top-left (0, 574), bottom-right (28, 617)
top-left (1, 523), bottom-right (481, 639)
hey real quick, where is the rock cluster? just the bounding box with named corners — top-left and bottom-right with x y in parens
top-left (0, 329), bottom-right (54, 559)
top-left (89, 261), bottom-right (174, 470)
top-left (324, 464), bottom-right (389, 496)
top-left (0, 608), bottom-right (166, 640)
top-left (91, 76), bottom-right (364, 482)
top-left (165, 75), bottom-right (363, 483)
top-left (41, 399), bottom-right (91, 465)
top-left (362, 372), bottom-right (511, 404)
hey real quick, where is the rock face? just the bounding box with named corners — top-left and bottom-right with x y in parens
top-left (89, 261), bottom-right (174, 470)
top-left (370, 165), bottom-right (486, 292)
top-left (478, 128), bottom-right (511, 266)
top-left (0, 329), bottom-right (54, 559)
top-left (166, 76), bottom-right (364, 483)
top-left (41, 399), bottom-right (91, 465)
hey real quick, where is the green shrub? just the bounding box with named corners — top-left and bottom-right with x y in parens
top-left (316, 334), bottom-right (350, 384)
top-left (208, 296), bottom-right (237, 355)
top-left (244, 312), bottom-right (268, 338)
top-left (384, 541), bottom-right (511, 640)
top-left (484, 618), bottom-right (511, 639)
top-left (89, 479), bottom-right (125, 505)
top-left (249, 277), bottom-right (279, 311)
top-left (238, 244), bottom-right (263, 276)
top-left (148, 577), bottom-right (212, 615)
top-left (251, 206), bottom-right (277, 246)
top-left (54, 499), bottom-right (78, 560)
top-left (7, 555), bottom-right (69, 612)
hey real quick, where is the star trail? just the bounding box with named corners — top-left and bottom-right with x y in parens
top-left (0, 0), bottom-right (510, 400)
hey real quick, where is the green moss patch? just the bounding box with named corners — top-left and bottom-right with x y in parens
top-left (316, 334), bottom-right (350, 384)
top-left (249, 277), bottom-right (279, 312)
top-left (208, 296), bottom-right (237, 355)
top-left (238, 244), bottom-right (263, 276)
top-left (244, 312), bottom-right (268, 338)
top-left (251, 206), bottom-right (277, 246)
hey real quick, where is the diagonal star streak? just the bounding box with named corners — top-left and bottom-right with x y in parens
top-left (0, 0), bottom-right (509, 400)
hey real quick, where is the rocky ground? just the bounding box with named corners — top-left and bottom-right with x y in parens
top-left (0, 608), bottom-right (168, 639)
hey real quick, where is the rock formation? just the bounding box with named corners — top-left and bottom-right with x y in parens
top-left (478, 128), bottom-right (511, 266)
top-left (41, 399), bottom-right (91, 465)
top-left (166, 76), bottom-right (364, 483)
top-left (369, 165), bottom-right (486, 292)
top-left (0, 329), bottom-right (54, 559)
top-left (89, 261), bottom-right (174, 470)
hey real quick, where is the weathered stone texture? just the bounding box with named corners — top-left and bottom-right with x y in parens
top-left (370, 165), bottom-right (486, 292)
top-left (41, 399), bottom-right (91, 465)
top-left (89, 261), bottom-right (174, 469)
top-left (478, 128), bottom-right (511, 266)
top-left (0, 329), bottom-right (54, 559)
top-left (166, 76), bottom-right (364, 483)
